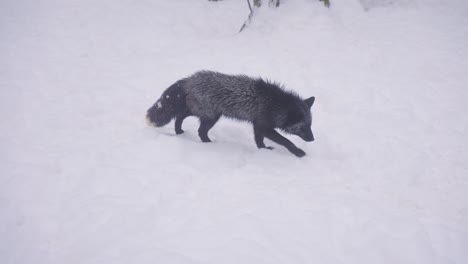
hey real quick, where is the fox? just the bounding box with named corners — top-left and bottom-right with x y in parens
top-left (146, 71), bottom-right (315, 157)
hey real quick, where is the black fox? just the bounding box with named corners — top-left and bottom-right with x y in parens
top-left (146, 71), bottom-right (315, 157)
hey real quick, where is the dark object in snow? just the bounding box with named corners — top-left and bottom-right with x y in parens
top-left (320, 0), bottom-right (330, 8)
top-left (146, 71), bottom-right (315, 157)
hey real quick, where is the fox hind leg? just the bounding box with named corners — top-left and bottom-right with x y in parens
top-left (198, 115), bottom-right (220, 143)
top-left (175, 111), bottom-right (191, 135)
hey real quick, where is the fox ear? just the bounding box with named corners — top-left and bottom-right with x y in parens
top-left (304, 96), bottom-right (315, 108)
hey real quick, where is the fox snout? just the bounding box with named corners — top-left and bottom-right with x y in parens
top-left (299, 129), bottom-right (314, 142)
top-left (301, 133), bottom-right (314, 142)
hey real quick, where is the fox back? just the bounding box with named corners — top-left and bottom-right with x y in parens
top-left (183, 71), bottom-right (311, 128)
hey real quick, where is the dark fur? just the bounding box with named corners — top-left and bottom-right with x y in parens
top-left (146, 71), bottom-right (315, 157)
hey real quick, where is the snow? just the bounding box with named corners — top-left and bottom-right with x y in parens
top-left (1, 0), bottom-right (468, 263)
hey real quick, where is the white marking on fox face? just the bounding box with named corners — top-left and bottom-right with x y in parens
top-left (156, 101), bottom-right (162, 108)
top-left (166, 95), bottom-right (170, 99)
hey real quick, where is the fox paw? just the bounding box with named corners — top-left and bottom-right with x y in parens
top-left (258, 146), bottom-right (274, 150)
top-left (291, 148), bottom-right (306, 158)
top-left (175, 129), bottom-right (184, 135)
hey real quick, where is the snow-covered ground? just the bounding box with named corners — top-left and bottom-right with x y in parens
top-left (1, 0), bottom-right (468, 263)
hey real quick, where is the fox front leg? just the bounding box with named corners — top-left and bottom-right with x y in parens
top-left (264, 129), bottom-right (306, 157)
top-left (253, 124), bottom-right (274, 150)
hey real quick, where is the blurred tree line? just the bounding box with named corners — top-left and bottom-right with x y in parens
top-left (208, 0), bottom-right (330, 8)
top-left (208, 0), bottom-right (331, 32)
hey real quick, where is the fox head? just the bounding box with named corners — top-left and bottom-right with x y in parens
top-left (282, 96), bottom-right (315, 142)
